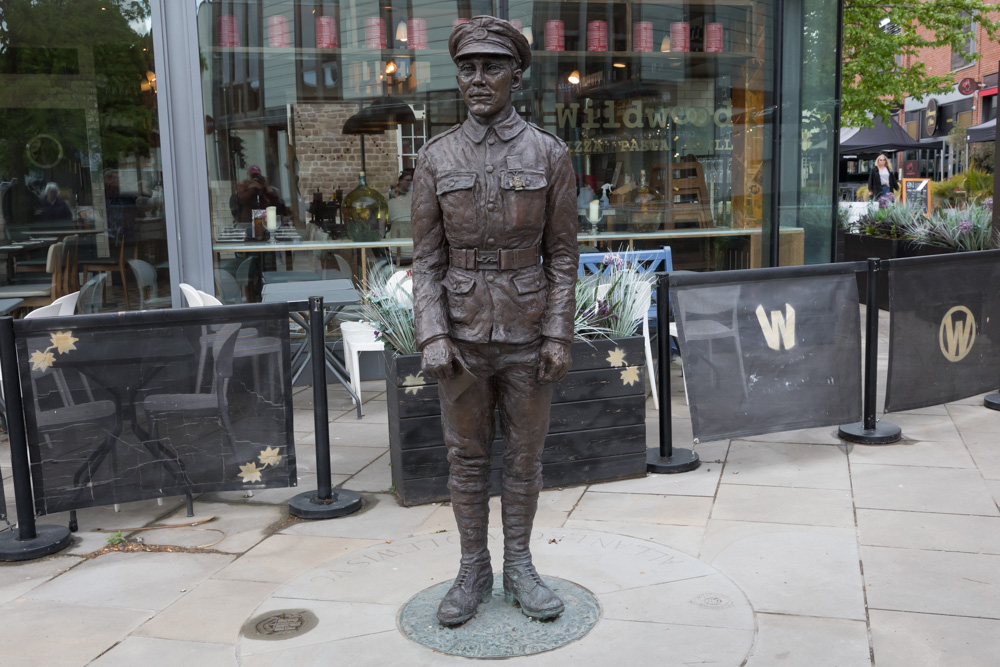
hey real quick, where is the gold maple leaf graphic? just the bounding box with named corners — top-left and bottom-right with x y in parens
top-left (606, 347), bottom-right (627, 367)
top-left (30, 350), bottom-right (56, 372)
top-left (258, 446), bottom-right (282, 467)
top-left (49, 331), bottom-right (78, 354)
top-left (402, 372), bottom-right (426, 396)
top-left (620, 366), bottom-right (640, 387)
top-left (237, 462), bottom-right (263, 483)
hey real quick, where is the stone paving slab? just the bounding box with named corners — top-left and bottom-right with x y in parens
top-left (712, 484), bottom-right (855, 527)
top-left (213, 534), bottom-right (380, 583)
top-left (90, 637), bottom-right (238, 667)
top-left (862, 545), bottom-right (1000, 619)
top-left (745, 613), bottom-right (871, 667)
top-left (851, 464), bottom-right (999, 516)
top-left (869, 609), bottom-right (1000, 667)
top-left (134, 578), bottom-right (277, 644)
top-left (0, 555), bottom-right (81, 605)
top-left (0, 599), bottom-right (151, 667)
top-left (705, 521), bottom-right (865, 620)
top-left (280, 494), bottom-right (438, 540)
top-left (856, 508), bottom-right (1000, 554)
top-left (846, 438), bottom-right (977, 469)
top-left (723, 440), bottom-right (851, 490)
top-left (571, 490), bottom-right (714, 526)
top-left (25, 552), bottom-right (232, 612)
top-left (960, 431), bottom-right (1000, 480)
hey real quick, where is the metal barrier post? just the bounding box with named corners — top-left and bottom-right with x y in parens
top-left (647, 273), bottom-right (700, 473)
top-left (838, 258), bottom-right (901, 444)
top-left (0, 317), bottom-right (72, 560)
top-left (288, 296), bottom-right (363, 519)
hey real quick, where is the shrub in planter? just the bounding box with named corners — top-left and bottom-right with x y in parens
top-left (360, 256), bottom-right (658, 505)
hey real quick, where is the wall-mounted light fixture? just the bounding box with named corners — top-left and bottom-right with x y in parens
top-left (568, 70), bottom-right (580, 84)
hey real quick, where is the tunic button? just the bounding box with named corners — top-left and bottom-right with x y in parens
top-left (486, 165), bottom-right (494, 173)
top-left (487, 237), bottom-right (495, 245)
top-left (487, 274), bottom-right (495, 283)
top-left (488, 138), bottom-right (496, 145)
top-left (487, 203), bottom-right (496, 212)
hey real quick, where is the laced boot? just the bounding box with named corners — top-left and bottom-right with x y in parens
top-left (437, 554), bottom-right (493, 626)
top-left (437, 482), bottom-right (493, 626)
top-left (501, 482), bottom-right (564, 620)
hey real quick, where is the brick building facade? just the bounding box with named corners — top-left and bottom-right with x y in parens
top-left (897, 11), bottom-right (1000, 143)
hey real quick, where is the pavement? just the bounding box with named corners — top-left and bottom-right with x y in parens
top-left (0, 308), bottom-right (998, 666)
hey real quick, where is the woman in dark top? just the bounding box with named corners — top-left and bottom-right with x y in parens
top-left (867, 154), bottom-right (899, 201)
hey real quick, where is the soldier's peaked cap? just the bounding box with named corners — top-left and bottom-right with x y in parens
top-left (449, 16), bottom-right (531, 71)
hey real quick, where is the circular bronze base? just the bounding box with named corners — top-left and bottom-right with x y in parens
top-left (398, 576), bottom-right (601, 658)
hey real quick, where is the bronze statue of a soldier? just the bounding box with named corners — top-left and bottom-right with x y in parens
top-left (411, 16), bottom-right (579, 626)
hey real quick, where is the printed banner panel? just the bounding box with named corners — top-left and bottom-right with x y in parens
top-left (886, 254), bottom-right (1000, 412)
top-left (673, 273), bottom-right (862, 442)
top-left (14, 305), bottom-right (296, 515)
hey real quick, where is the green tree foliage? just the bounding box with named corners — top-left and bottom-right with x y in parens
top-left (842, 0), bottom-right (1000, 127)
top-left (0, 0), bottom-right (153, 179)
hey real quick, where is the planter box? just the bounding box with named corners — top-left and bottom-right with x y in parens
top-left (842, 233), bottom-right (956, 309)
top-left (385, 337), bottom-right (648, 506)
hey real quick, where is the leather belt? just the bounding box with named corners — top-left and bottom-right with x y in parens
top-left (449, 246), bottom-right (540, 271)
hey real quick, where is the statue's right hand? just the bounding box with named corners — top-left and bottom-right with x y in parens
top-left (421, 337), bottom-right (462, 380)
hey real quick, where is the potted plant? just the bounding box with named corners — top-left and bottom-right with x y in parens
top-left (907, 201), bottom-right (997, 252)
top-left (361, 256), bottom-right (656, 506)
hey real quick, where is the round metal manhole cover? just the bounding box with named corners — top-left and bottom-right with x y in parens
top-left (397, 576), bottom-right (601, 658)
top-left (241, 609), bottom-right (319, 641)
top-left (691, 592), bottom-right (734, 610)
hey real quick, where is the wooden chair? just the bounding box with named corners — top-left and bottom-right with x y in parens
top-left (652, 160), bottom-right (714, 229)
top-left (667, 160), bottom-right (713, 228)
top-left (79, 229), bottom-right (132, 310)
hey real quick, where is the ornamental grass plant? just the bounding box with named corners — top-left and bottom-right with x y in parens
top-left (359, 253), bottom-right (655, 355)
top-left (913, 203), bottom-right (997, 251)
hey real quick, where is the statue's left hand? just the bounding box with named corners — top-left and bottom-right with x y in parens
top-left (537, 338), bottom-right (572, 384)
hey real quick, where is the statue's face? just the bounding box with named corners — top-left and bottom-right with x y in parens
top-left (455, 55), bottom-right (522, 120)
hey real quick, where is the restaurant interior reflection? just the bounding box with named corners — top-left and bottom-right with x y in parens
top-left (0, 0), bottom-right (168, 312)
top-left (199, 0), bottom-right (838, 302)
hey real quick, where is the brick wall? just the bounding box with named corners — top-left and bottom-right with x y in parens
top-left (903, 12), bottom-right (1000, 126)
top-left (293, 103), bottom-right (400, 203)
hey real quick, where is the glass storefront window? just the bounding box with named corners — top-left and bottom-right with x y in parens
top-left (0, 1), bottom-right (168, 311)
top-left (197, 0), bottom-right (837, 302)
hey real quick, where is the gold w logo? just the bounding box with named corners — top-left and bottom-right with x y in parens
top-left (939, 306), bottom-right (976, 362)
top-left (755, 304), bottom-right (796, 351)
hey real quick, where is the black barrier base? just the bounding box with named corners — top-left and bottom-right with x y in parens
top-left (288, 489), bottom-right (363, 519)
top-left (984, 394), bottom-right (1000, 411)
top-left (0, 524), bottom-right (72, 562)
top-left (646, 447), bottom-right (700, 474)
top-left (838, 421), bottom-right (902, 445)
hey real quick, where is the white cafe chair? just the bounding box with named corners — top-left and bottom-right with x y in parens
top-left (340, 321), bottom-right (383, 415)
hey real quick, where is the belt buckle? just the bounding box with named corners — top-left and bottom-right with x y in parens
top-left (476, 249), bottom-right (499, 269)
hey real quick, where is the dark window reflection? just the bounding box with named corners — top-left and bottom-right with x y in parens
top-left (0, 0), bottom-right (166, 312)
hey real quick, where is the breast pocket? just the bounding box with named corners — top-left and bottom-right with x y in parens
top-left (436, 172), bottom-right (476, 221)
top-left (500, 169), bottom-right (548, 229)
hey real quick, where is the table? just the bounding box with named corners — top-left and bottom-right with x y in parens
top-left (578, 226), bottom-right (806, 269)
top-left (0, 240), bottom-right (52, 284)
top-left (215, 237), bottom-right (411, 289)
top-left (0, 298), bottom-right (23, 315)
top-left (53, 335), bottom-right (196, 507)
top-left (261, 279), bottom-right (363, 417)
